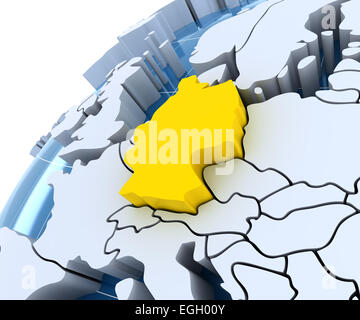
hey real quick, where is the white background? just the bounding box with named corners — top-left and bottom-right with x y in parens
top-left (0, 0), bottom-right (172, 210)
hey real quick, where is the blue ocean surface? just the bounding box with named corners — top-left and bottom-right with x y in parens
top-left (0, 138), bottom-right (71, 239)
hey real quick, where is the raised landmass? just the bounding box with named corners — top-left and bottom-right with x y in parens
top-left (120, 76), bottom-right (247, 214)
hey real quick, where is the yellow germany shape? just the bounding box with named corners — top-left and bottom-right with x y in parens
top-left (120, 76), bottom-right (247, 214)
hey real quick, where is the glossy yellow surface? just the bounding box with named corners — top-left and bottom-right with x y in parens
top-left (120, 76), bottom-right (247, 214)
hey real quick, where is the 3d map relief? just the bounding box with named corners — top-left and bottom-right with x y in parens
top-left (2, 0), bottom-right (360, 302)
